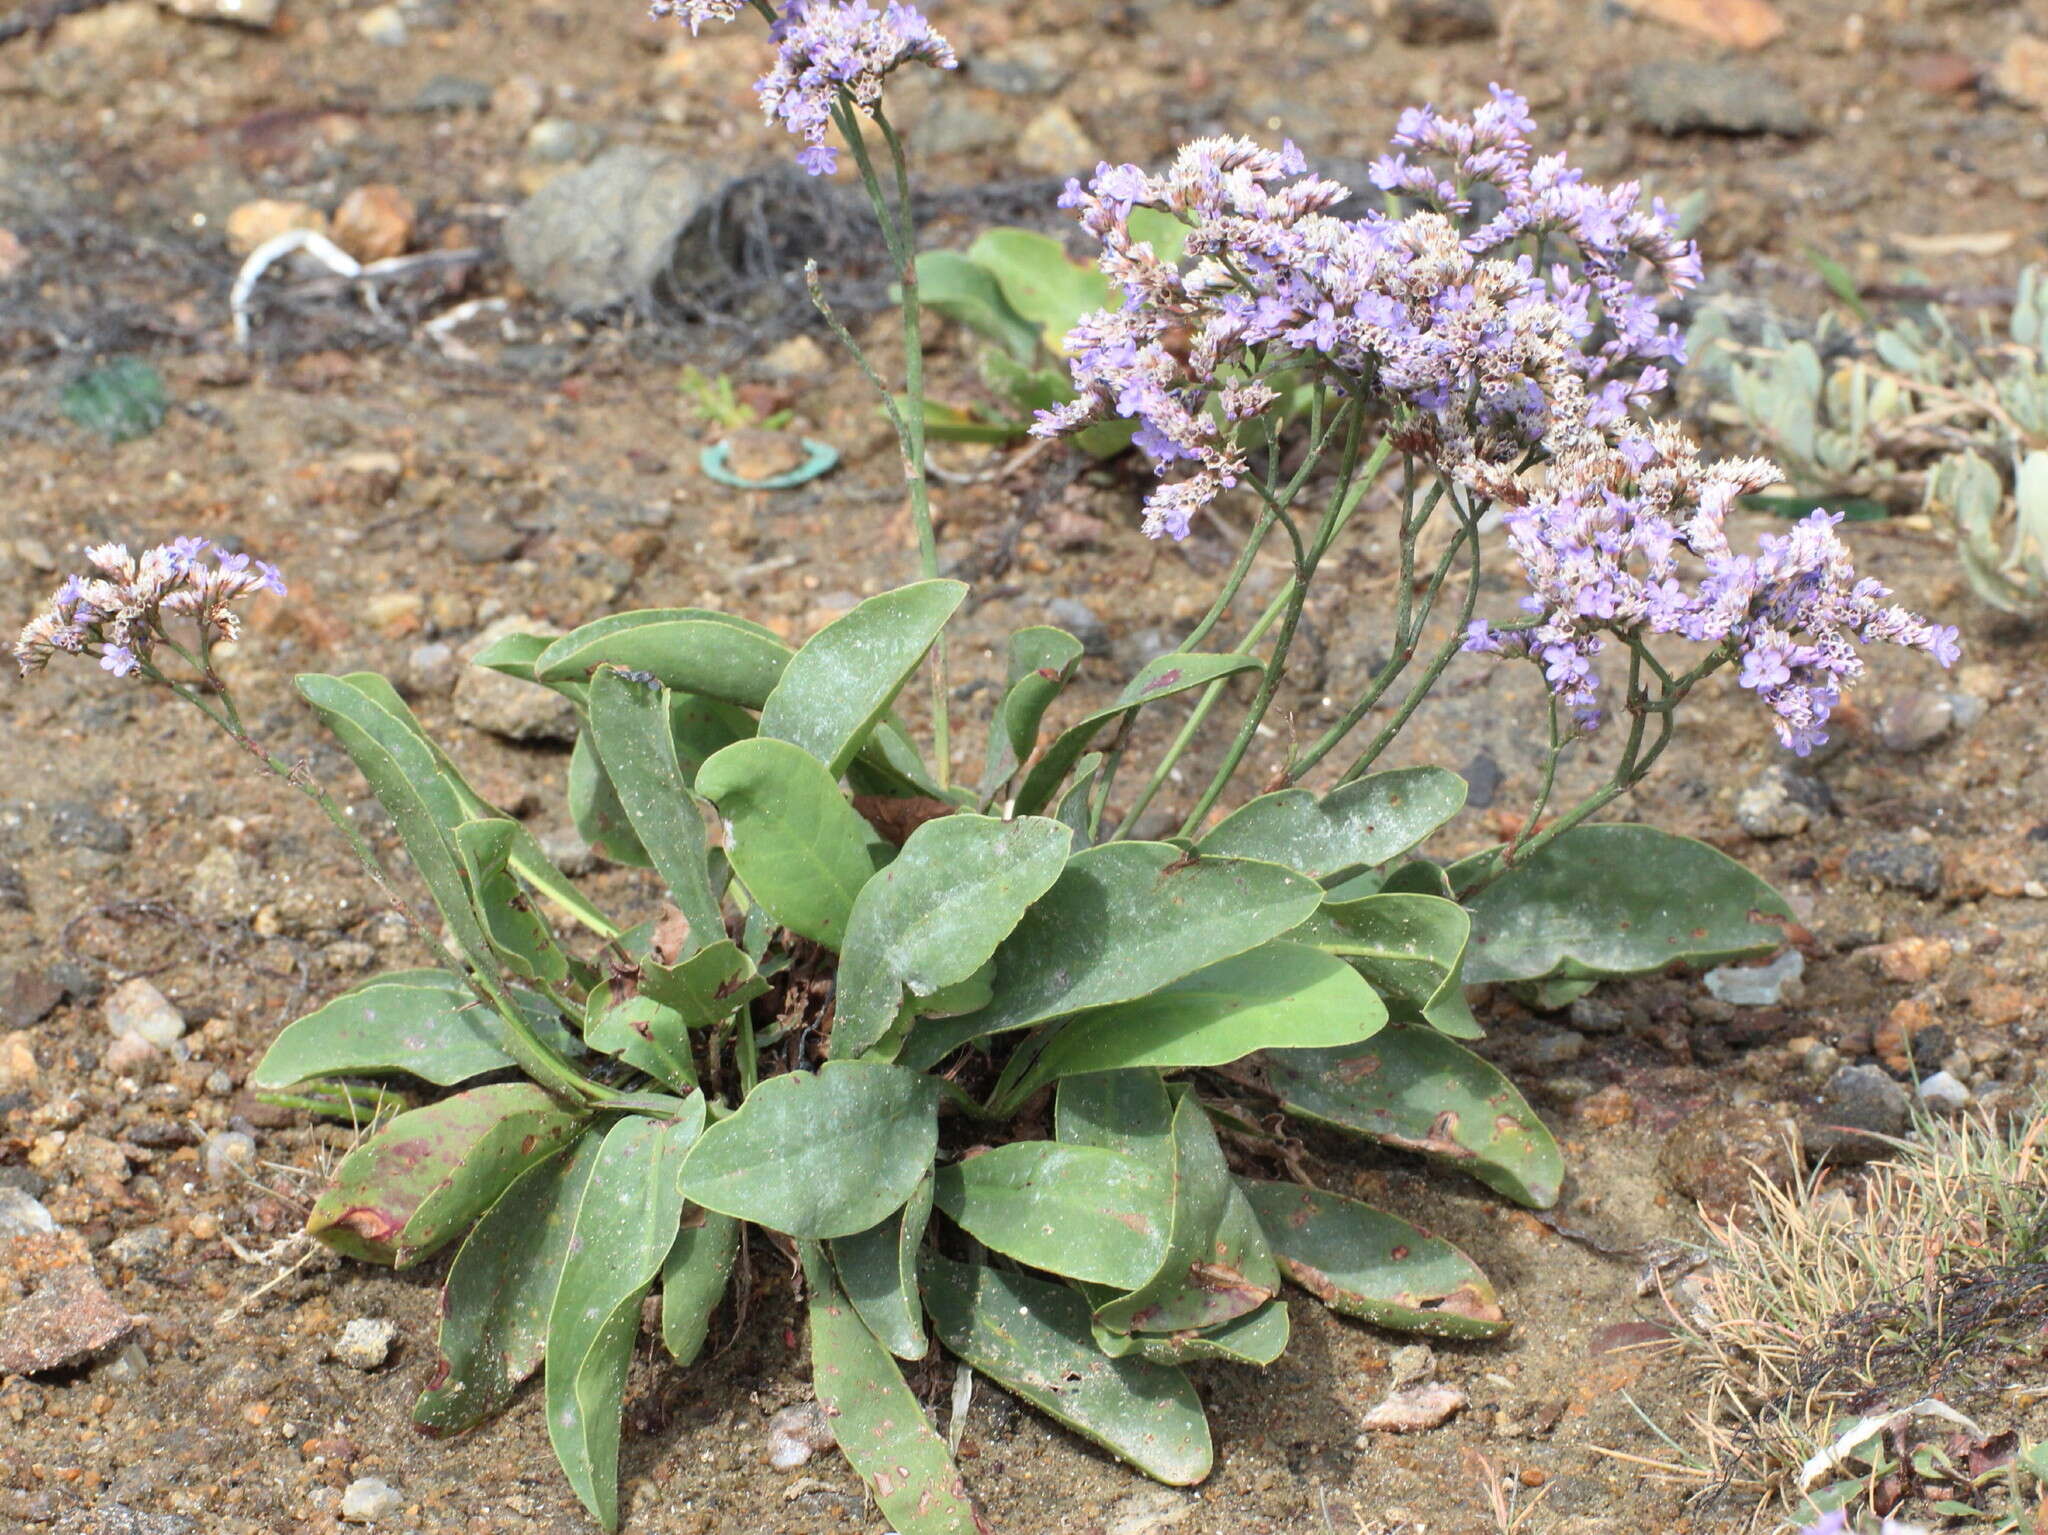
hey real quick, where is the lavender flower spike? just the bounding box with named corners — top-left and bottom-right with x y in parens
top-left (646, 0), bottom-right (748, 34)
top-left (754, 2), bottom-right (957, 175)
top-left (15, 537), bottom-right (284, 681)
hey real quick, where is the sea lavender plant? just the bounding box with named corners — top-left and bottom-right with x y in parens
top-left (17, 35), bottom-right (1961, 1535)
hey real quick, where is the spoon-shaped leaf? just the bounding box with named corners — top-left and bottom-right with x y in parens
top-left (307, 1082), bottom-right (588, 1267)
top-left (804, 1245), bottom-right (981, 1535)
top-left (934, 1143), bottom-right (1169, 1288)
top-left (921, 1255), bottom-right (1212, 1485)
top-left (695, 738), bottom-right (889, 948)
top-left (901, 844), bottom-right (1320, 1069)
top-left (1264, 1025), bottom-right (1563, 1208)
top-left (1237, 1177), bottom-right (1508, 1339)
top-left (834, 813), bottom-right (1069, 1059)
top-left (253, 969), bottom-right (516, 1090)
top-left (545, 1113), bottom-right (696, 1531)
top-left (1289, 893), bottom-right (1480, 1039)
top-left (830, 1173), bottom-right (933, 1361)
top-left (413, 1126), bottom-right (607, 1436)
top-left (680, 1061), bottom-right (938, 1238)
top-left (1453, 824), bottom-right (1794, 984)
top-left (585, 669), bottom-right (723, 947)
top-left (978, 626), bottom-right (1086, 800)
top-left (1198, 768), bottom-right (1467, 883)
top-left (758, 579), bottom-right (967, 778)
top-left (661, 1206), bottom-right (738, 1368)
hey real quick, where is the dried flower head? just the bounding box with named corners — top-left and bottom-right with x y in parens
top-left (646, 0), bottom-right (748, 32)
top-left (14, 538), bottom-right (284, 680)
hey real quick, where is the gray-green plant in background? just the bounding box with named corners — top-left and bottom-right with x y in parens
top-left (1692, 265), bottom-right (2048, 616)
top-left (12, 15), bottom-right (1962, 1535)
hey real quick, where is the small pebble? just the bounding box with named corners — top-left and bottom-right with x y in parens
top-left (101, 1341), bottom-right (150, 1382)
top-left (1387, 1343), bottom-right (1435, 1389)
top-left (766, 1401), bottom-right (834, 1470)
top-left (1875, 690), bottom-right (1954, 754)
top-left (333, 1317), bottom-right (400, 1371)
top-left (340, 1476), bottom-right (405, 1523)
top-left (1917, 1070), bottom-right (1971, 1113)
top-left (1357, 1382), bottom-right (1467, 1434)
top-left (1703, 949), bottom-right (1805, 1007)
top-left (1046, 596), bottom-right (1111, 658)
top-left (0, 1185), bottom-right (57, 1239)
top-left (203, 1130), bottom-right (258, 1184)
top-left (104, 977), bottom-right (186, 1048)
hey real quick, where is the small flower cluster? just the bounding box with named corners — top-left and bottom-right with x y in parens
top-left (14, 538), bottom-right (284, 680)
top-left (652, 0), bottom-right (957, 176)
top-left (1037, 90), bottom-right (1956, 753)
top-left (1798, 1514), bottom-right (1927, 1535)
top-left (1472, 420), bottom-right (1959, 752)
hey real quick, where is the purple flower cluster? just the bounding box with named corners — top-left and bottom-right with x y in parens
top-left (14, 538), bottom-right (284, 680)
top-left (1479, 424), bottom-right (1959, 753)
top-left (1036, 89), bottom-right (1956, 752)
top-left (653, 0), bottom-right (956, 176)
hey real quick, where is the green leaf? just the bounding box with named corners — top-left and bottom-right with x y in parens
top-left (1052, 753), bottom-right (1103, 847)
top-left (545, 1113), bottom-right (695, 1532)
top-left (1197, 768), bottom-right (1467, 883)
top-left (336, 671), bottom-right (615, 940)
top-left (680, 1060), bottom-right (938, 1238)
top-left (1454, 824), bottom-right (1794, 984)
top-left (830, 1173), bottom-right (932, 1360)
top-left (1237, 1178), bottom-right (1508, 1339)
top-left (568, 732), bottom-right (652, 867)
top-left (758, 580), bottom-right (967, 778)
top-left (471, 630), bottom-right (553, 684)
top-left (901, 843), bottom-right (1322, 1069)
top-left (453, 818), bottom-right (572, 984)
top-left (966, 228), bottom-right (1113, 355)
top-left (921, 1256), bottom-right (1212, 1485)
top-left (661, 1206), bottom-right (738, 1368)
top-left (978, 626), bottom-right (1087, 800)
top-left (1126, 207), bottom-right (1190, 264)
top-left (1004, 941), bottom-right (1385, 1101)
top-left (1091, 1088), bottom-right (1279, 1336)
top-left (1056, 1069), bottom-right (1173, 1157)
top-left (637, 939), bottom-right (764, 1030)
top-left (833, 813), bottom-right (1070, 1060)
top-left (586, 670), bottom-right (723, 947)
top-left (1290, 893), bottom-right (1480, 1039)
top-left (297, 674), bottom-right (496, 971)
top-left (1094, 1297), bottom-right (1291, 1366)
top-left (307, 1082), bottom-right (588, 1267)
top-left (803, 1245), bottom-right (980, 1535)
top-left (934, 1143), bottom-right (1168, 1288)
top-left (695, 738), bottom-right (888, 948)
top-left (911, 396), bottom-right (1029, 444)
top-left (915, 248), bottom-right (1040, 363)
top-left (61, 357), bottom-right (168, 443)
top-left (253, 969), bottom-right (518, 1090)
top-left (1265, 1026), bottom-right (1563, 1208)
top-left (414, 1127), bottom-right (607, 1435)
top-left (583, 995), bottom-right (697, 1093)
top-left (534, 616), bottom-right (792, 709)
top-left (1013, 653), bottom-right (1262, 816)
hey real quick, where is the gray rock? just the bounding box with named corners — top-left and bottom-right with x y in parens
top-left (1047, 597), bottom-right (1111, 658)
top-left (539, 826), bottom-right (599, 878)
top-left (340, 1477), bottom-right (405, 1523)
top-left (105, 1224), bottom-right (172, 1273)
top-left (446, 519), bottom-right (525, 564)
top-left (184, 845), bottom-right (254, 924)
top-left (104, 977), bottom-right (185, 1048)
top-left (1704, 948), bottom-right (1805, 1007)
top-left (0, 859), bottom-right (26, 911)
top-left (410, 74), bottom-right (492, 112)
top-left (1628, 61), bottom-right (1814, 138)
top-left (1808, 1063), bottom-right (1910, 1163)
top-left (1844, 836), bottom-right (1943, 898)
top-left (454, 667), bottom-right (578, 744)
top-left (0, 1185), bottom-right (57, 1239)
top-left (2, 967), bottom-right (65, 1028)
top-left (333, 1316), bottom-right (400, 1371)
top-left (1524, 1028), bottom-right (1587, 1067)
top-left (403, 642), bottom-right (457, 696)
top-left (766, 1400), bottom-right (834, 1470)
top-left (524, 118), bottom-right (607, 165)
top-left (1388, 0), bottom-right (1496, 44)
top-left (48, 800), bottom-right (131, 853)
top-left (202, 1130), bottom-right (257, 1184)
top-left (1735, 767), bottom-right (1813, 838)
top-left (101, 1341), bottom-right (151, 1383)
top-left (1460, 749), bottom-right (1503, 811)
top-left (1917, 1070), bottom-right (1971, 1113)
top-left (1568, 993), bottom-right (1629, 1034)
top-left (1875, 690), bottom-right (1954, 753)
top-left (916, 98), bottom-right (1012, 156)
top-left (973, 41), bottom-right (1070, 96)
top-left (505, 146), bottom-right (718, 312)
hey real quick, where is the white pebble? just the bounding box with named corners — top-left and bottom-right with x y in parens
top-left (340, 1476), bottom-right (404, 1523)
top-left (1917, 1070), bottom-right (1972, 1113)
top-left (333, 1317), bottom-right (400, 1371)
